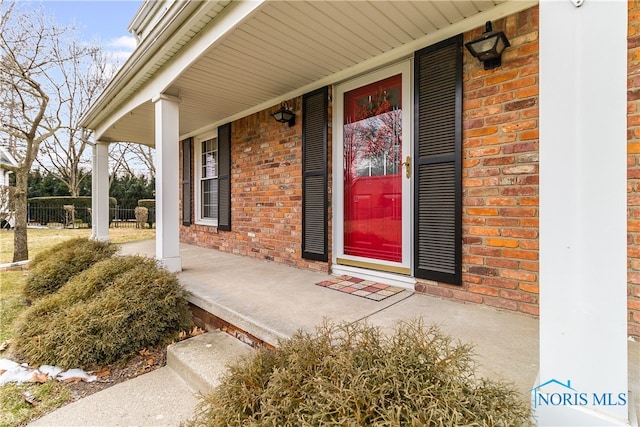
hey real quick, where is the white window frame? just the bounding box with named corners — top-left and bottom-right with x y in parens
top-left (194, 131), bottom-right (218, 226)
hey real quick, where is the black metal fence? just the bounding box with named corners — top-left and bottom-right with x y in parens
top-left (26, 205), bottom-right (156, 229)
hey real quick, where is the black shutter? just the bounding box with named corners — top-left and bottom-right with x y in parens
top-left (302, 87), bottom-right (328, 261)
top-left (414, 35), bottom-right (463, 285)
top-left (181, 138), bottom-right (192, 226)
top-left (218, 123), bottom-right (231, 231)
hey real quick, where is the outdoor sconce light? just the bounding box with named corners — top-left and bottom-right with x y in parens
top-left (272, 102), bottom-right (295, 127)
top-left (465, 21), bottom-right (510, 70)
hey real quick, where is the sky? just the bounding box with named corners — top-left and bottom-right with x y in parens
top-left (30, 1), bottom-right (143, 61)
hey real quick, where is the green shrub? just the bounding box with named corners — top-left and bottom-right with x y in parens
top-left (24, 238), bottom-right (118, 301)
top-left (137, 199), bottom-right (155, 227)
top-left (187, 320), bottom-right (531, 427)
top-left (12, 256), bottom-right (192, 369)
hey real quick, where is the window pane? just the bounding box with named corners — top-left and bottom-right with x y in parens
top-left (201, 178), bottom-right (218, 219)
top-left (201, 139), bottom-right (217, 178)
top-left (343, 74), bottom-right (402, 262)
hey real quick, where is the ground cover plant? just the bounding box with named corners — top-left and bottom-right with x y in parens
top-left (23, 237), bottom-right (118, 301)
top-left (12, 256), bottom-right (192, 369)
top-left (187, 320), bottom-right (531, 427)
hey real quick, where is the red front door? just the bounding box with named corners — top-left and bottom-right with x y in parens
top-left (343, 74), bottom-right (402, 263)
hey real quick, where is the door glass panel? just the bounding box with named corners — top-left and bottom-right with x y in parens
top-left (343, 74), bottom-right (402, 262)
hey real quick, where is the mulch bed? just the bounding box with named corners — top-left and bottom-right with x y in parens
top-left (63, 345), bottom-right (167, 400)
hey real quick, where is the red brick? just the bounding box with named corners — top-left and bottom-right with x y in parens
top-left (519, 303), bottom-right (539, 316)
top-left (499, 207), bottom-right (537, 217)
top-left (468, 284), bottom-right (500, 297)
top-left (486, 197), bottom-right (517, 206)
top-left (520, 197), bottom-right (539, 206)
top-left (486, 238), bottom-right (519, 248)
top-left (501, 186), bottom-right (537, 196)
top-left (519, 129), bottom-right (539, 140)
top-left (468, 266), bottom-right (499, 276)
top-left (467, 207), bottom-right (499, 216)
top-left (502, 120), bottom-right (537, 133)
top-left (468, 226), bottom-right (501, 236)
top-left (452, 290), bottom-right (484, 304)
top-left (468, 147), bottom-right (501, 157)
top-left (484, 297), bottom-right (519, 311)
top-left (501, 228), bottom-right (538, 239)
top-left (421, 285), bottom-right (454, 299)
top-left (520, 240), bottom-right (539, 250)
top-left (483, 156), bottom-right (515, 166)
top-left (502, 249), bottom-right (538, 260)
top-left (486, 217), bottom-right (521, 227)
top-left (486, 258), bottom-right (519, 269)
top-left (485, 69), bottom-right (520, 86)
top-left (484, 277), bottom-right (518, 289)
top-left (499, 289), bottom-right (537, 303)
top-left (469, 247), bottom-right (502, 257)
top-left (628, 299), bottom-right (640, 311)
top-left (519, 282), bottom-right (539, 294)
top-left (503, 141), bottom-right (539, 154)
top-left (500, 269), bottom-right (537, 282)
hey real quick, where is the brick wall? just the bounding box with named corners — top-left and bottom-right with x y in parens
top-left (628, 0), bottom-right (640, 338)
top-left (178, 4), bottom-right (640, 338)
top-left (416, 7), bottom-right (540, 316)
top-left (180, 97), bottom-right (329, 273)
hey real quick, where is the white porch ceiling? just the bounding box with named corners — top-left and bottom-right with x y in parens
top-left (92, 0), bottom-right (532, 146)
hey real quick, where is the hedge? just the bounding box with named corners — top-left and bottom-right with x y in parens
top-left (137, 199), bottom-right (155, 227)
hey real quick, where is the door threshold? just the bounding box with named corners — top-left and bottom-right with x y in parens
top-left (331, 263), bottom-right (415, 290)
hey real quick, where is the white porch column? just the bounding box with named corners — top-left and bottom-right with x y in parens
top-left (538, 0), bottom-right (629, 425)
top-left (153, 94), bottom-right (182, 272)
top-left (91, 141), bottom-right (110, 242)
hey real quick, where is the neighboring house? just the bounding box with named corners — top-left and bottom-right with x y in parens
top-left (80, 1), bottom-right (635, 424)
top-left (0, 146), bottom-right (17, 228)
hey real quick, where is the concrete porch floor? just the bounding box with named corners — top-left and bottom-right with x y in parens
top-left (119, 240), bottom-right (639, 414)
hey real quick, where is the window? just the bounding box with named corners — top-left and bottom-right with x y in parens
top-left (201, 138), bottom-right (218, 220)
top-left (195, 134), bottom-right (218, 225)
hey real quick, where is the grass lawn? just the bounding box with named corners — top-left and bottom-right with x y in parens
top-left (0, 271), bottom-right (25, 343)
top-left (0, 228), bottom-right (155, 264)
top-left (0, 381), bottom-right (72, 427)
top-left (0, 227), bottom-right (155, 426)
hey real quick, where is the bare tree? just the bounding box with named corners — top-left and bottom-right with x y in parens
top-left (0, 1), bottom-right (84, 261)
top-left (37, 38), bottom-right (117, 196)
top-left (109, 142), bottom-right (155, 184)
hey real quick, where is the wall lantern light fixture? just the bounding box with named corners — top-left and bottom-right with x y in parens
top-left (465, 21), bottom-right (510, 70)
top-left (272, 102), bottom-right (296, 127)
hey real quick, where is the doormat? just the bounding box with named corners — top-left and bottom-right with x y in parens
top-left (316, 276), bottom-right (405, 301)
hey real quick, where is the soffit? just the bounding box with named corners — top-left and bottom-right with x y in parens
top-left (97, 0), bottom-right (519, 146)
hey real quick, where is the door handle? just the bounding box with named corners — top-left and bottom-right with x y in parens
top-left (402, 156), bottom-right (411, 179)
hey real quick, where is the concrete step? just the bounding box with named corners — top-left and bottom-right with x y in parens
top-left (167, 330), bottom-right (255, 395)
top-left (29, 367), bottom-right (199, 426)
top-left (29, 331), bottom-right (255, 427)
